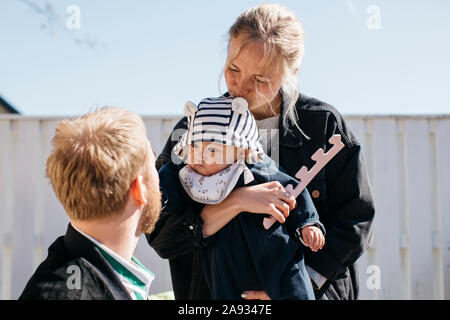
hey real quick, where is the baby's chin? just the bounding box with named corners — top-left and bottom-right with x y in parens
top-left (188, 163), bottom-right (230, 176)
top-left (188, 164), bottom-right (214, 176)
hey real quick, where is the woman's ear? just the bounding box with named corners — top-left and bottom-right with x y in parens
top-left (130, 175), bottom-right (148, 206)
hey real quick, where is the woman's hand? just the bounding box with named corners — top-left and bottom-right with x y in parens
top-left (201, 181), bottom-right (296, 236)
top-left (241, 290), bottom-right (271, 300)
top-left (234, 181), bottom-right (297, 223)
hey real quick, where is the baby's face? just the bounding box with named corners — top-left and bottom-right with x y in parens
top-left (187, 142), bottom-right (244, 176)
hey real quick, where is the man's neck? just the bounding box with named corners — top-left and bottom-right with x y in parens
top-left (71, 209), bottom-right (141, 263)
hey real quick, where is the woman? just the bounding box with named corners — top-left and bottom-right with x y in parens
top-left (147, 3), bottom-right (375, 300)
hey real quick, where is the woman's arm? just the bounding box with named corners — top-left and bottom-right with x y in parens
top-left (149, 177), bottom-right (297, 255)
top-left (201, 181), bottom-right (297, 236)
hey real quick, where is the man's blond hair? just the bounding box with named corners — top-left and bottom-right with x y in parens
top-left (46, 107), bottom-right (150, 220)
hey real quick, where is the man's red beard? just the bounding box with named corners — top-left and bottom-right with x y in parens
top-left (138, 180), bottom-right (162, 234)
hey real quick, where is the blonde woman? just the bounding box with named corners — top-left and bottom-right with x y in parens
top-left (148, 3), bottom-right (375, 300)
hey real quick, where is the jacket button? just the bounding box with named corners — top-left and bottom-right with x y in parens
top-left (311, 190), bottom-right (320, 199)
top-left (189, 225), bottom-right (194, 230)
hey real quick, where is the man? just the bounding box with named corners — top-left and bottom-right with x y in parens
top-left (19, 107), bottom-right (162, 300)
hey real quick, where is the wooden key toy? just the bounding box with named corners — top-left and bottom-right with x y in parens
top-left (263, 134), bottom-right (345, 229)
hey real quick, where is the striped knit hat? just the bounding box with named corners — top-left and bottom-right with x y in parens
top-left (173, 96), bottom-right (265, 164)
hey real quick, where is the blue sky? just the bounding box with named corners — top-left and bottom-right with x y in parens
top-left (1, 0), bottom-right (449, 116)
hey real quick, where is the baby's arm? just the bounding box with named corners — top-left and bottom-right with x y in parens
top-left (147, 162), bottom-right (211, 258)
top-left (286, 185), bottom-right (325, 251)
top-left (248, 156), bottom-right (326, 249)
top-left (299, 224), bottom-right (325, 252)
top-left (263, 162), bottom-right (326, 250)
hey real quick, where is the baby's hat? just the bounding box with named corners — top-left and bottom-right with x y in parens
top-left (173, 96), bottom-right (265, 164)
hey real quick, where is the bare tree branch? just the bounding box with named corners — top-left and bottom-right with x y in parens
top-left (19, 0), bottom-right (107, 49)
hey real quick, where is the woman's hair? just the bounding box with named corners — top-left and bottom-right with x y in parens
top-left (225, 3), bottom-right (305, 132)
top-left (46, 107), bottom-right (150, 221)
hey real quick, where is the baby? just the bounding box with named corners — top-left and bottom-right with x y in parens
top-left (158, 96), bottom-right (325, 299)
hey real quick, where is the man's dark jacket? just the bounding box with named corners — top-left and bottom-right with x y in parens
top-left (146, 93), bottom-right (375, 300)
top-left (19, 223), bottom-right (132, 300)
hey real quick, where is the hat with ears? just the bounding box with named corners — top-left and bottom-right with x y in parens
top-left (173, 96), bottom-right (265, 164)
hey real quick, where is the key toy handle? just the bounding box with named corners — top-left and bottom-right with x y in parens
top-left (263, 134), bottom-right (345, 230)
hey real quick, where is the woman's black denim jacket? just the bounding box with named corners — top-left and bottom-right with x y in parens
top-left (146, 93), bottom-right (375, 300)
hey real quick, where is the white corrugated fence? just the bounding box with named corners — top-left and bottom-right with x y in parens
top-left (0, 114), bottom-right (449, 300)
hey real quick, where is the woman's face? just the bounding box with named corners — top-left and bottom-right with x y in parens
top-left (224, 36), bottom-right (284, 117)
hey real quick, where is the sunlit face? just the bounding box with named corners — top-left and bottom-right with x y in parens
top-left (138, 142), bottom-right (161, 234)
top-left (224, 36), bottom-right (284, 118)
top-left (186, 142), bottom-right (244, 176)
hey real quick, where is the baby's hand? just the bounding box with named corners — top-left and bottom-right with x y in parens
top-left (301, 225), bottom-right (325, 252)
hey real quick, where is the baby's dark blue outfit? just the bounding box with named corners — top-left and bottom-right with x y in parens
top-left (159, 155), bottom-right (325, 300)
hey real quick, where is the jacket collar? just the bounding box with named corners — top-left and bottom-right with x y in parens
top-left (63, 223), bottom-right (132, 300)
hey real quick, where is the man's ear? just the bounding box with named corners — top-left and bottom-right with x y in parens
top-left (130, 175), bottom-right (148, 206)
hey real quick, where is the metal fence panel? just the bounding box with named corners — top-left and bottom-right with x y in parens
top-left (0, 115), bottom-right (449, 300)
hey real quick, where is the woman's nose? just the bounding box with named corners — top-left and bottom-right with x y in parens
top-left (233, 78), bottom-right (253, 97)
